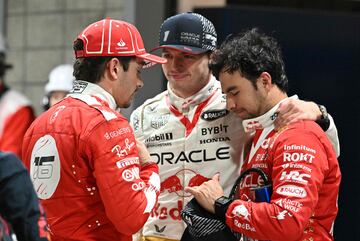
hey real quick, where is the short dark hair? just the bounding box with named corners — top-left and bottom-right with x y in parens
top-left (72, 39), bottom-right (134, 83)
top-left (209, 28), bottom-right (288, 92)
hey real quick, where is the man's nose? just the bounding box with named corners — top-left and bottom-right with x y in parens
top-left (226, 97), bottom-right (236, 111)
top-left (172, 57), bottom-right (184, 70)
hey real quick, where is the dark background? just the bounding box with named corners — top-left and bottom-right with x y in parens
top-left (195, 4), bottom-right (360, 240)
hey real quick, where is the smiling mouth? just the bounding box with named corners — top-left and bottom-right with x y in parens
top-left (169, 74), bottom-right (189, 80)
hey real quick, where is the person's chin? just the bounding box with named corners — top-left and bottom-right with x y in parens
top-left (236, 111), bottom-right (250, 120)
top-left (122, 101), bottom-right (132, 109)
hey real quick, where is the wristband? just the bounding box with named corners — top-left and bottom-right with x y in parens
top-left (214, 196), bottom-right (232, 220)
top-left (315, 104), bottom-right (330, 131)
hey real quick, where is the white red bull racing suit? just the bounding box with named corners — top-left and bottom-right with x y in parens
top-left (130, 76), bottom-right (245, 240)
top-left (22, 81), bottom-right (160, 241)
top-left (130, 77), bottom-right (340, 240)
top-left (225, 96), bottom-right (341, 241)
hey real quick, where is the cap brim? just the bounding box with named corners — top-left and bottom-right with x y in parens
top-left (151, 45), bottom-right (209, 55)
top-left (137, 53), bottom-right (167, 64)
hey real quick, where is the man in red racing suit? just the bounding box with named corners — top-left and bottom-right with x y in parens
top-left (185, 28), bottom-right (341, 241)
top-left (22, 18), bottom-right (166, 241)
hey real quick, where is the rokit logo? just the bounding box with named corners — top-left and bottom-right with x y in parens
top-left (201, 109), bottom-right (229, 121)
top-left (283, 152), bottom-right (315, 163)
top-left (145, 133), bottom-right (173, 143)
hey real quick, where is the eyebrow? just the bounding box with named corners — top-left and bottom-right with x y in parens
top-left (223, 86), bottom-right (237, 94)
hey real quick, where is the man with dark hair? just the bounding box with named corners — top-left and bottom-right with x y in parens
top-left (0, 34), bottom-right (35, 158)
top-left (22, 18), bottom-right (166, 241)
top-left (186, 28), bottom-right (341, 241)
top-left (130, 13), bottom-right (339, 241)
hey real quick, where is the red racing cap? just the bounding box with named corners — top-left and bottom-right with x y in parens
top-left (74, 18), bottom-right (166, 65)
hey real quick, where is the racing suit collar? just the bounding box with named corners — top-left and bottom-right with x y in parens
top-left (68, 80), bottom-right (117, 110)
top-left (167, 75), bottom-right (218, 112)
top-left (242, 95), bottom-right (298, 133)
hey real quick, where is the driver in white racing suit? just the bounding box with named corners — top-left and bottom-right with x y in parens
top-left (130, 12), bottom-right (340, 241)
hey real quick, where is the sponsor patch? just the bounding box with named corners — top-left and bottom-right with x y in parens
top-left (232, 204), bottom-right (251, 221)
top-left (280, 171), bottom-right (311, 184)
top-left (282, 163), bottom-right (312, 172)
top-left (132, 181), bottom-right (145, 191)
top-left (111, 138), bottom-right (135, 157)
top-left (276, 185), bottom-right (307, 198)
top-left (50, 105), bottom-right (66, 124)
top-left (154, 224), bottom-right (166, 233)
top-left (151, 199), bottom-right (183, 220)
top-left (145, 133), bottom-right (173, 143)
top-left (151, 147), bottom-right (230, 165)
top-left (233, 220), bottom-right (256, 232)
top-left (151, 114), bottom-right (170, 129)
top-left (283, 144), bottom-right (316, 154)
top-left (201, 109), bottom-right (229, 121)
top-left (122, 167), bottom-right (140, 182)
top-left (255, 153), bottom-right (268, 162)
top-left (276, 198), bottom-right (303, 213)
top-left (283, 152), bottom-right (315, 163)
top-left (104, 127), bottom-right (132, 140)
top-left (70, 80), bottom-right (88, 93)
top-left (116, 157), bottom-right (139, 169)
top-left (201, 124), bottom-right (228, 135)
top-left (199, 136), bottom-right (230, 144)
top-left (160, 169), bottom-right (210, 197)
top-left (244, 120), bottom-right (263, 133)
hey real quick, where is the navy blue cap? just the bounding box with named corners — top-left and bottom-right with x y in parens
top-left (152, 12), bottom-right (217, 54)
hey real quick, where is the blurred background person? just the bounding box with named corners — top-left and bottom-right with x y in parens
top-left (42, 64), bottom-right (75, 111)
top-left (0, 33), bottom-right (35, 158)
top-left (0, 151), bottom-right (49, 241)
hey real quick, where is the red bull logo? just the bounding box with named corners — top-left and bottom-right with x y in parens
top-left (160, 169), bottom-right (211, 197)
top-left (188, 174), bottom-right (210, 187)
top-left (160, 175), bottom-right (183, 193)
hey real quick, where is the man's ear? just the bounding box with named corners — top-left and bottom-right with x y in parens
top-left (258, 72), bottom-right (272, 91)
top-left (107, 58), bottom-right (122, 80)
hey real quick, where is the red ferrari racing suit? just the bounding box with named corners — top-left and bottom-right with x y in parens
top-left (225, 97), bottom-right (341, 241)
top-left (22, 80), bottom-right (160, 241)
top-left (0, 85), bottom-right (35, 157)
